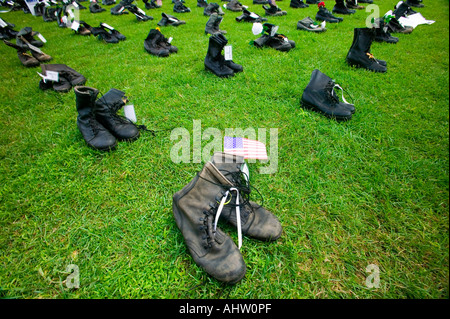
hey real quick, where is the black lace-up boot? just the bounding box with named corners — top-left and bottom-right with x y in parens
top-left (374, 18), bottom-right (399, 44)
top-left (333, 0), bottom-right (355, 14)
top-left (316, 5), bottom-right (343, 23)
top-left (290, 0), bottom-right (308, 8)
top-left (346, 0), bottom-right (364, 9)
top-left (173, 0), bottom-right (191, 12)
top-left (74, 86), bottom-right (117, 151)
top-left (346, 28), bottom-right (387, 73)
top-left (144, 29), bottom-right (170, 57)
top-left (173, 161), bottom-right (246, 284)
top-left (204, 33), bottom-right (234, 77)
top-left (301, 69), bottom-right (353, 120)
top-left (94, 88), bottom-right (140, 142)
top-left (211, 152), bottom-right (282, 241)
top-left (263, 3), bottom-right (287, 16)
top-left (406, 0), bottom-right (424, 8)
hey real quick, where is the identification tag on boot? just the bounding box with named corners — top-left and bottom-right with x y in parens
top-left (124, 104), bottom-right (137, 123)
top-left (270, 25), bottom-right (279, 37)
top-left (72, 1), bottom-right (79, 8)
top-left (37, 71), bottom-right (59, 83)
top-left (224, 45), bottom-right (232, 61)
top-left (137, 7), bottom-right (146, 15)
top-left (36, 33), bottom-right (47, 43)
top-left (0, 18), bottom-right (7, 28)
top-left (321, 21), bottom-right (326, 29)
top-left (101, 23), bottom-right (115, 30)
top-left (71, 20), bottom-right (80, 31)
top-left (168, 37), bottom-right (173, 43)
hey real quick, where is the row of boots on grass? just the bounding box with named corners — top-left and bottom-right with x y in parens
top-left (173, 152), bottom-right (282, 284)
top-left (75, 86), bottom-right (141, 151)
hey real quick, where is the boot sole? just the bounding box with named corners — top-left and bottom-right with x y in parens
top-left (205, 66), bottom-right (234, 78)
top-left (301, 100), bottom-right (352, 121)
top-left (346, 59), bottom-right (387, 73)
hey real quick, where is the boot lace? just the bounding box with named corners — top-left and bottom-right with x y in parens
top-left (198, 165), bottom-right (264, 250)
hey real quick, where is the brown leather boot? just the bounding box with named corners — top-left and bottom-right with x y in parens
top-left (211, 152), bottom-right (282, 242)
top-left (173, 161), bottom-right (246, 284)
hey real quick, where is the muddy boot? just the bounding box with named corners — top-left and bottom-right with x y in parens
top-left (211, 152), bottom-right (282, 241)
top-left (346, 27), bottom-right (387, 73)
top-left (173, 161), bottom-right (246, 284)
top-left (74, 86), bottom-right (117, 151)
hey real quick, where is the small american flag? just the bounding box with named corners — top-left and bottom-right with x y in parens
top-left (223, 136), bottom-right (268, 160)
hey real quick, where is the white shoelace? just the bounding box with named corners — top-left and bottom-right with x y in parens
top-left (213, 187), bottom-right (242, 250)
top-left (333, 84), bottom-right (351, 105)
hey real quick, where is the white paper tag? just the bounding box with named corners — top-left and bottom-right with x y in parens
top-left (249, 12), bottom-right (258, 19)
top-left (123, 105), bottom-right (137, 123)
top-left (20, 37), bottom-right (42, 53)
top-left (270, 25), bottom-right (279, 37)
top-left (241, 162), bottom-right (250, 182)
top-left (72, 1), bottom-right (79, 8)
top-left (0, 18), bottom-right (7, 28)
top-left (224, 45), bottom-right (232, 61)
top-left (71, 20), bottom-right (80, 31)
top-left (252, 22), bottom-right (263, 35)
top-left (321, 21), bottom-right (326, 28)
top-left (101, 23), bottom-right (114, 30)
top-left (37, 71), bottom-right (59, 82)
top-left (137, 7), bottom-right (145, 15)
top-left (395, 1), bottom-right (403, 9)
top-left (168, 37), bottom-right (173, 43)
top-left (68, 9), bottom-right (75, 18)
top-left (62, 15), bottom-right (68, 24)
top-left (36, 33), bottom-right (47, 43)
top-left (118, 6), bottom-right (125, 13)
top-left (46, 71), bottom-right (59, 82)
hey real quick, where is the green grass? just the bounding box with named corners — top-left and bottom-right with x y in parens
top-left (0, 0), bottom-right (448, 299)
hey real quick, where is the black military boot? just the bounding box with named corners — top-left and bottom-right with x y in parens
top-left (346, 0), bottom-right (364, 9)
top-left (386, 17), bottom-right (413, 34)
top-left (393, 1), bottom-right (417, 19)
top-left (204, 33), bottom-right (234, 77)
top-left (89, 2), bottom-right (106, 13)
top-left (74, 86), bottom-right (117, 151)
top-left (197, 0), bottom-right (208, 7)
top-left (333, 0), bottom-right (355, 14)
top-left (204, 2), bottom-right (224, 16)
top-left (290, 0), bottom-right (308, 8)
top-left (374, 18), bottom-right (399, 44)
top-left (301, 69), bottom-right (353, 121)
top-left (173, 161), bottom-right (246, 284)
top-left (236, 9), bottom-right (268, 23)
top-left (173, 0), bottom-right (191, 12)
top-left (406, 0), bottom-right (424, 8)
top-left (144, 29), bottom-right (171, 57)
top-left (211, 152), bottom-right (282, 241)
top-left (157, 12), bottom-right (186, 26)
top-left (316, 5), bottom-right (343, 23)
top-left (263, 4), bottom-right (287, 16)
top-left (94, 88), bottom-right (140, 142)
top-left (346, 28), bottom-right (387, 73)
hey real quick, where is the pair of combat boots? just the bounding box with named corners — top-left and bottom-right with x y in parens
top-left (74, 87), bottom-right (140, 151)
top-left (204, 34), bottom-right (243, 78)
top-left (173, 153), bottom-right (282, 283)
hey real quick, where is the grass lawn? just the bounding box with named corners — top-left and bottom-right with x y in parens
top-left (0, 0), bottom-right (448, 299)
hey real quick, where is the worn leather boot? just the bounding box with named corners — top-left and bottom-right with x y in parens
top-left (290, 0), bottom-right (308, 8)
top-left (173, 161), bottom-right (246, 284)
top-left (211, 152), bottom-right (282, 241)
top-left (205, 13), bottom-right (226, 35)
top-left (144, 29), bottom-right (170, 57)
top-left (94, 88), bottom-right (140, 142)
top-left (74, 86), bottom-right (117, 151)
top-left (346, 28), bottom-right (387, 73)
